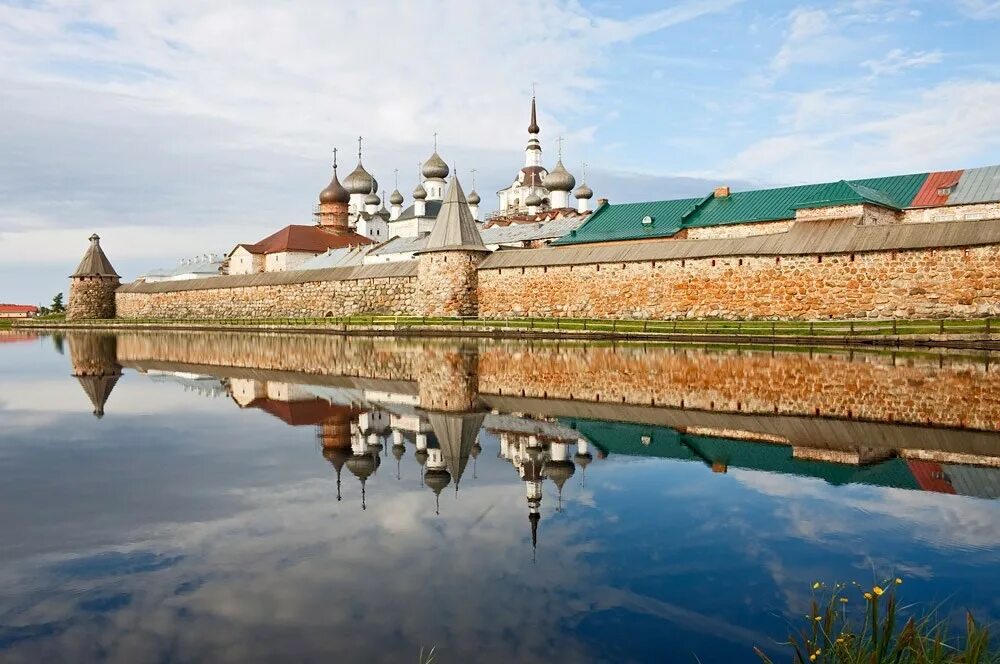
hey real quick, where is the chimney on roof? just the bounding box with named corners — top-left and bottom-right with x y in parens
top-left (714, 186), bottom-right (730, 198)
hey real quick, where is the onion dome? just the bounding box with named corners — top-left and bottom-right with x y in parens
top-left (424, 468), bottom-right (452, 494)
top-left (543, 160), bottom-right (575, 192)
top-left (392, 443), bottom-right (406, 461)
top-left (422, 151), bottom-right (449, 179)
top-left (364, 191), bottom-right (380, 206)
top-left (573, 451), bottom-right (593, 468)
top-left (414, 448), bottom-right (429, 467)
top-left (574, 182), bottom-right (593, 200)
top-left (389, 188), bottom-right (404, 205)
top-left (319, 170), bottom-right (350, 204)
top-left (525, 193), bottom-right (542, 207)
top-left (528, 95), bottom-right (540, 135)
top-left (346, 452), bottom-right (380, 481)
top-left (413, 182), bottom-right (428, 200)
top-left (467, 190), bottom-right (481, 205)
top-left (544, 460), bottom-right (575, 490)
top-left (344, 162), bottom-right (378, 195)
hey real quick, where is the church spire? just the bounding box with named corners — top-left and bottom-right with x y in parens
top-left (528, 90), bottom-right (539, 135)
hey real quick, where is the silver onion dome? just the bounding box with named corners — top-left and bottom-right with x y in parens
top-left (543, 159), bottom-right (576, 192)
top-left (525, 193), bottom-right (542, 207)
top-left (421, 151), bottom-right (449, 179)
top-left (364, 191), bottom-right (380, 206)
top-left (574, 182), bottom-right (593, 200)
top-left (344, 162), bottom-right (378, 195)
top-left (413, 183), bottom-right (428, 200)
top-left (389, 189), bottom-right (404, 205)
top-left (467, 190), bottom-right (481, 205)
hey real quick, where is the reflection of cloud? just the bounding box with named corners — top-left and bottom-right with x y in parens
top-left (732, 469), bottom-right (1000, 551)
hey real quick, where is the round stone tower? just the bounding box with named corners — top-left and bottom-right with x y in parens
top-left (414, 176), bottom-right (490, 317)
top-left (67, 234), bottom-right (120, 320)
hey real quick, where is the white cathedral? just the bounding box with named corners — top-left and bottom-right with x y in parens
top-left (338, 95), bottom-right (595, 243)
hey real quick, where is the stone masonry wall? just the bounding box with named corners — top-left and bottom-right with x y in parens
top-left (478, 244), bottom-right (1000, 320)
top-left (686, 220), bottom-right (794, 240)
top-left (116, 275), bottom-right (415, 319)
top-left (414, 251), bottom-right (486, 317)
top-left (68, 277), bottom-right (119, 320)
top-left (903, 202), bottom-right (1000, 224)
top-left (477, 344), bottom-right (1000, 432)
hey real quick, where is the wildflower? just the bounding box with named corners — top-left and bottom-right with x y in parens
top-left (864, 592), bottom-right (873, 600)
top-left (809, 656), bottom-right (816, 662)
top-left (812, 582), bottom-right (821, 589)
top-left (836, 637), bottom-right (844, 644)
top-left (814, 616), bottom-right (822, 622)
top-left (873, 586), bottom-right (885, 596)
top-left (895, 578), bottom-right (903, 585)
top-left (839, 598), bottom-right (848, 603)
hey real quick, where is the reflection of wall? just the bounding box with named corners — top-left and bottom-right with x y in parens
top-left (415, 345), bottom-right (481, 412)
top-left (478, 345), bottom-right (1000, 432)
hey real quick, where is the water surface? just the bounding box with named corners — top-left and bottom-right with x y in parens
top-left (1, 331), bottom-right (999, 663)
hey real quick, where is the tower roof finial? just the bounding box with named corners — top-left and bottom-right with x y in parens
top-left (357, 135), bottom-right (363, 162)
top-left (333, 147), bottom-right (338, 171)
top-left (528, 87), bottom-right (540, 135)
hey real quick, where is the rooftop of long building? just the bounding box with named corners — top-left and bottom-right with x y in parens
top-left (553, 164), bottom-right (1000, 246)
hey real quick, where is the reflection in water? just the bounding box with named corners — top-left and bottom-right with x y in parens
top-left (1, 331), bottom-right (999, 663)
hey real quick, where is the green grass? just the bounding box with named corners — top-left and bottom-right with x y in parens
top-left (755, 579), bottom-right (999, 664)
top-left (0, 320), bottom-right (12, 329)
top-left (16, 314), bottom-right (1000, 340)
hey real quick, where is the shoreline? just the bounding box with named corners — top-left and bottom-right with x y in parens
top-left (15, 316), bottom-right (1000, 350)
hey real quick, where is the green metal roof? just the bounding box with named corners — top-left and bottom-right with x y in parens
top-left (561, 418), bottom-right (921, 490)
top-left (554, 172), bottom-right (929, 246)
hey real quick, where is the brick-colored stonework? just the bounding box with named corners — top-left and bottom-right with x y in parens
top-left (477, 344), bottom-right (1000, 432)
top-left (414, 251), bottom-right (486, 317)
top-left (478, 244), bottom-right (1000, 320)
top-left (117, 274), bottom-right (415, 319)
top-left (68, 276), bottom-right (119, 320)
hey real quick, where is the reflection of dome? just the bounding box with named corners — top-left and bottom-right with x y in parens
top-left (573, 451), bottom-right (593, 468)
top-left (424, 468), bottom-right (452, 494)
top-left (422, 152), bottom-right (449, 179)
top-left (470, 441), bottom-right (482, 458)
top-left (389, 189), bottom-right (404, 205)
top-left (574, 182), bottom-right (593, 200)
top-left (525, 193), bottom-right (542, 207)
top-left (323, 446), bottom-right (351, 471)
top-left (392, 443), bottom-right (406, 461)
top-left (544, 459), bottom-right (575, 490)
top-left (467, 190), bottom-right (481, 205)
top-left (543, 160), bottom-right (575, 192)
top-left (319, 170), bottom-right (350, 204)
top-left (344, 162), bottom-right (377, 195)
top-left (413, 183), bottom-right (427, 200)
top-left (346, 452), bottom-right (380, 481)
top-left (415, 449), bottom-right (429, 467)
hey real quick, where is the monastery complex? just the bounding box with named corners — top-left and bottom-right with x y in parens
top-left (65, 97), bottom-right (1000, 323)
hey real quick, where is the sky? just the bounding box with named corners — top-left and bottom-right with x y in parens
top-left (1, 0), bottom-right (999, 305)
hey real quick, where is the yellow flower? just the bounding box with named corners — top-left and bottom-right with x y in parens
top-left (809, 656), bottom-right (816, 662)
top-left (839, 598), bottom-right (849, 603)
top-left (864, 592), bottom-right (873, 600)
top-left (895, 578), bottom-right (903, 585)
top-left (813, 582), bottom-right (822, 589)
top-left (873, 586), bottom-right (885, 596)
top-left (814, 616), bottom-right (822, 622)
top-left (836, 637), bottom-right (844, 644)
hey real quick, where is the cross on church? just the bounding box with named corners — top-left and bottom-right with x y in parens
top-left (555, 135), bottom-right (564, 158)
top-left (357, 136), bottom-right (363, 161)
top-left (433, 131), bottom-right (438, 152)
top-left (471, 168), bottom-right (477, 189)
top-left (332, 147), bottom-right (338, 169)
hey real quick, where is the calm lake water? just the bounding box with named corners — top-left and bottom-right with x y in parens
top-left (1, 330), bottom-right (999, 663)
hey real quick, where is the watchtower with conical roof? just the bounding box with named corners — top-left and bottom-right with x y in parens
top-left (414, 176), bottom-right (490, 317)
top-left (67, 234), bottom-right (121, 320)
top-left (315, 148), bottom-right (351, 231)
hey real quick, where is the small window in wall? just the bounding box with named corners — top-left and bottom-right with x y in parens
top-left (776, 256), bottom-right (781, 264)
top-left (711, 259), bottom-right (716, 267)
top-left (817, 255), bottom-right (823, 263)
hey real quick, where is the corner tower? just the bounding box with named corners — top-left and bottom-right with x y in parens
top-left (67, 234), bottom-right (120, 320)
top-left (414, 176), bottom-right (490, 317)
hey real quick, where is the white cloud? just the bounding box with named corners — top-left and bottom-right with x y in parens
top-left (955, 0), bottom-right (1000, 19)
top-left (862, 48), bottom-right (944, 77)
top-left (771, 7), bottom-right (837, 73)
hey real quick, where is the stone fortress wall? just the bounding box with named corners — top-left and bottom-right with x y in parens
top-left (111, 214), bottom-right (1000, 322)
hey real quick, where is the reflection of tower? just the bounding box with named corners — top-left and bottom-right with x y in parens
top-left (391, 430), bottom-right (406, 480)
top-left (67, 333), bottom-right (122, 418)
top-left (319, 409), bottom-right (355, 502)
top-left (574, 437), bottom-right (593, 487)
top-left (544, 440), bottom-right (575, 511)
top-left (347, 424), bottom-right (381, 510)
top-left (415, 344), bottom-right (481, 413)
top-left (471, 436), bottom-right (482, 480)
top-left (522, 437), bottom-right (545, 562)
top-left (322, 445), bottom-right (351, 502)
top-left (414, 431), bottom-right (430, 486)
top-left (423, 431), bottom-right (451, 515)
top-left (427, 411), bottom-right (486, 495)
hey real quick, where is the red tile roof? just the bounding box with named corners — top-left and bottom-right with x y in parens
top-left (240, 225), bottom-right (373, 255)
top-left (246, 397), bottom-right (359, 426)
top-left (0, 304), bottom-right (39, 313)
top-left (911, 170), bottom-right (963, 207)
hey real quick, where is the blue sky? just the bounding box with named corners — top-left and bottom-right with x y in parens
top-left (1, 0), bottom-right (999, 304)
